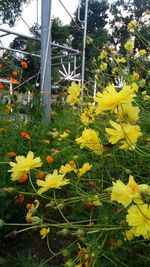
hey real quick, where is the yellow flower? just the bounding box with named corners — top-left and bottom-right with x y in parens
top-left (80, 104), bottom-right (95, 126)
top-left (131, 71), bottom-right (139, 81)
top-left (76, 128), bottom-right (103, 155)
top-left (8, 151), bottom-right (42, 181)
top-left (139, 49), bottom-right (147, 55)
top-left (131, 82), bottom-right (139, 92)
top-left (66, 82), bottom-right (81, 106)
top-left (139, 79), bottom-right (146, 88)
top-left (92, 195), bottom-right (102, 206)
top-left (124, 40), bottom-right (135, 52)
top-left (40, 227), bottom-right (50, 239)
top-left (99, 50), bottom-right (107, 60)
top-left (78, 163), bottom-right (92, 177)
top-left (95, 84), bottom-right (135, 115)
top-left (142, 91), bottom-right (150, 101)
top-left (105, 120), bottom-right (142, 150)
top-left (58, 131), bottom-right (69, 140)
top-left (115, 103), bottom-right (140, 123)
top-left (126, 204), bottom-right (150, 239)
top-left (37, 170), bottom-right (70, 194)
top-left (111, 175), bottom-right (148, 207)
top-left (59, 161), bottom-right (77, 174)
top-left (26, 200), bottom-right (40, 223)
top-left (116, 57), bottom-right (126, 64)
top-left (112, 67), bottom-right (119, 73)
top-left (111, 175), bottom-right (142, 207)
top-left (124, 228), bottom-right (134, 241)
top-left (100, 62), bottom-right (107, 71)
top-left (127, 20), bottom-right (138, 31)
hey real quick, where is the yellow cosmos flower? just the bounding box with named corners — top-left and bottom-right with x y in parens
top-left (40, 227), bottom-right (50, 239)
top-left (59, 161), bottom-right (77, 174)
top-left (131, 82), bottom-right (139, 92)
top-left (80, 104), bottom-right (95, 126)
top-left (94, 84), bottom-right (135, 115)
top-left (91, 195), bottom-right (102, 206)
top-left (131, 71), bottom-right (139, 81)
top-left (105, 120), bottom-right (142, 150)
top-left (37, 170), bottom-right (70, 194)
top-left (116, 57), bottom-right (126, 64)
top-left (8, 151), bottom-right (42, 181)
top-left (58, 131), bottom-right (69, 141)
top-left (126, 204), bottom-right (150, 239)
top-left (100, 62), bottom-right (107, 71)
top-left (115, 103), bottom-right (140, 123)
top-left (111, 175), bottom-right (143, 207)
top-left (124, 228), bottom-right (135, 241)
top-left (127, 20), bottom-right (138, 31)
top-left (78, 163), bottom-right (92, 177)
top-left (139, 49), bottom-right (147, 55)
top-left (76, 128), bottom-right (103, 155)
top-left (66, 82), bottom-right (81, 106)
top-left (124, 40), bottom-right (135, 52)
top-left (139, 79), bottom-right (146, 88)
top-left (99, 50), bottom-right (107, 60)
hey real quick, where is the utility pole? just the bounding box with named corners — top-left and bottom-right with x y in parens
top-left (41, 0), bottom-right (52, 122)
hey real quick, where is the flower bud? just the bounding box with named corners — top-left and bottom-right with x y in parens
top-left (3, 187), bottom-right (16, 194)
top-left (0, 219), bottom-right (5, 228)
top-left (65, 260), bottom-right (75, 267)
top-left (57, 228), bottom-right (70, 236)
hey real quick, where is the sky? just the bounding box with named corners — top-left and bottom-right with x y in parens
top-left (0, 0), bottom-right (78, 47)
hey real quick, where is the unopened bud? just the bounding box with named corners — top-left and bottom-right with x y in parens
top-left (74, 229), bottom-right (84, 238)
top-left (3, 187), bottom-right (16, 194)
top-left (57, 228), bottom-right (70, 236)
top-left (0, 219), bottom-right (5, 228)
top-left (65, 260), bottom-right (75, 267)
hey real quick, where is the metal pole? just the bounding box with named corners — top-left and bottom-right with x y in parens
top-left (0, 45), bottom-right (40, 58)
top-left (0, 27), bottom-right (40, 41)
top-left (40, 0), bottom-right (52, 122)
top-left (81, 0), bottom-right (88, 99)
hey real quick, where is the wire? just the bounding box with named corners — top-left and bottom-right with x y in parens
top-left (14, 72), bottom-right (40, 90)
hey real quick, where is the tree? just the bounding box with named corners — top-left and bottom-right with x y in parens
top-left (8, 19), bottom-right (70, 88)
top-left (69, 0), bottom-right (109, 80)
top-left (0, 0), bottom-right (31, 26)
top-left (109, 0), bottom-right (150, 51)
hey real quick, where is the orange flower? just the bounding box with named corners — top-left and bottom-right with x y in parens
top-left (18, 174), bottom-right (29, 183)
top-left (35, 171), bottom-right (45, 179)
top-left (14, 193), bottom-right (25, 204)
top-left (6, 104), bottom-right (13, 111)
top-left (0, 128), bottom-right (6, 132)
top-left (21, 61), bottom-right (28, 69)
top-left (12, 71), bottom-right (18, 76)
top-left (46, 155), bottom-right (54, 163)
top-left (7, 151), bottom-right (17, 158)
top-left (0, 83), bottom-right (4, 90)
top-left (26, 203), bottom-right (32, 210)
top-left (20, 131), bottom-right (31, 140)
top-left (9, 77), bottom-right (18, 84)
top-left (0, 63), bottom-right (2, 69)
top-left (66, 129), bottom-right (71, 134)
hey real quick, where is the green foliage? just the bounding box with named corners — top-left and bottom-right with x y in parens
top-left (0, 0), bottom-right (31, 26)
top-left (110, 0), bottom-right (150, 51)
